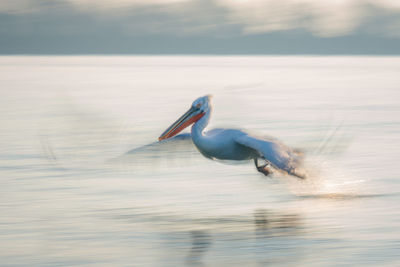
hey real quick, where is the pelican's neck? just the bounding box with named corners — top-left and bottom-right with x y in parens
top-left (191, 108), bottom-right (211, 140)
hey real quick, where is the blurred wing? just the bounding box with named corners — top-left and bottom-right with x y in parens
top-left (109, 133), bottom-right (201, 169)
top-left (235, 134), bottom-right (306, 178)
top-left (126, 133), bottom-right (192, 152)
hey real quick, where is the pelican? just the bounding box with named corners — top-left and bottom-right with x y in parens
top-left (159, 95), bottom-right (306, 179)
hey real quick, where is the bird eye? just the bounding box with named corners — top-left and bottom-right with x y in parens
top-left (196, 103), bottom-right (201, 108)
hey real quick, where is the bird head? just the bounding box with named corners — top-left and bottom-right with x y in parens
top-left (158, 95), bottom-right (212, 141)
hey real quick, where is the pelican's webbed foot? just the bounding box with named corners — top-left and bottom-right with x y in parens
top-left (254, 158), bottom-right (273, 177)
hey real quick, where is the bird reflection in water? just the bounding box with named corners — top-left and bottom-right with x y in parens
top-left (254, 209), bottom-right (302, 237)
top-left (254, 209), bottom-right (304, 265)
top-left (186, 230), bottom-right (212, 266)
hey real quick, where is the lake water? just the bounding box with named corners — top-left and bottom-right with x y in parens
top-left (0, 56), bottom-right (399, 266)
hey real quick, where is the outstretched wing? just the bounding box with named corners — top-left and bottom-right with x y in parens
top-left (125, 133), bottom-right (193, 155)
top-left (235, 134), bottom-right (306, 178)
top-left (109, 133), bottom-right (200, 169)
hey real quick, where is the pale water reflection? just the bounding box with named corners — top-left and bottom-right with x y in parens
top-left (0, 56), bottom-right (399, 266)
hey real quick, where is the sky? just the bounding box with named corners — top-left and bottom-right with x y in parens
top-left (1, 0), bottom-right (400, 54)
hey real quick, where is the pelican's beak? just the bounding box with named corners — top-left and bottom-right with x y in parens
top-left (159, 107), bottom-right (204, 141)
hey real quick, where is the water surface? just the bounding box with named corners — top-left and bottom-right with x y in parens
top-left (0, 56), bottom-right (399, 266)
